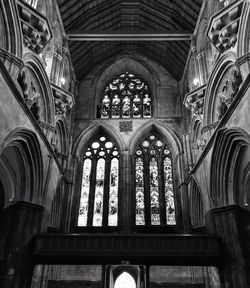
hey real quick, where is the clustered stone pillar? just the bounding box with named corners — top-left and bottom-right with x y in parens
top-left (0, 201), bottom-right (44, 288)
top-left (205, 205), bottom-right (250, 288)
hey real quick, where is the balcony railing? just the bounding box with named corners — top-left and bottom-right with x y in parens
top-left (33, 233), bottom-right (221, 266)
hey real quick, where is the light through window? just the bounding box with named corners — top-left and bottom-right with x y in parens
top-left (78, 135), bottom-right (119, 227)
top-left (135, 134), bottom-right (176, 226)
top-left (99, 72), bottom-right (151, 119)
top-left (114, 272), bottom-right (136, 288)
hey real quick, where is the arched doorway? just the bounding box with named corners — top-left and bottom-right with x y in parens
top-left (114, 272), bottom-right (136, 288)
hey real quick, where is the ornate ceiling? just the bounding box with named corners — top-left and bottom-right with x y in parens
top-left (57, 0), bottom-right (203, 81)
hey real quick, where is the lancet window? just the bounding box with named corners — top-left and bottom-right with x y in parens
top-left (99, 72), bottom-right (151, 119)
top-left (135, 134), bottom-right (176, 226)
top-left (78, 135), bottom-right (119, 227)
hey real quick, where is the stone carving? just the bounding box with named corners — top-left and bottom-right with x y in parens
top-left (216, 66), bottom-right (242, 119)
top-left (184, 85), bottom-right (207, 117)
top-left (207, 1), bottom-right (243, 52)
top-left (52, 84), bottom-right (74, 117)
top-left (119, 121), bottom-right (133, 132)
top-left (17, 66), bottom-right (41, 120)
top-left (17, 0), bottom-right (52, 54)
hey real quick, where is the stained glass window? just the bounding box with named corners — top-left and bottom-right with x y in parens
top-left (135, 134), bottom-right (176, 226)
top-left (135, 157), bottom-right (145, 225)
top-left (78, 136), bottom-right (119, 227)
top-left (99, 72), bottom-right (151, 119)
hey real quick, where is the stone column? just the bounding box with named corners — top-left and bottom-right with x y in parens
top-left (119, 150), bottom-right (132, 233)
top-left (205, 205), bottom-right (250, 288)
top-left (0, 201), bottom-right (44, 288)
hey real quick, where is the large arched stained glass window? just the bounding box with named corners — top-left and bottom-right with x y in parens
top-left (99, 72), bottom-right (151, 119)
top-left (135, 134), bottom-right (176, 226)
top-left (78, 135), bottom-right (119, 227)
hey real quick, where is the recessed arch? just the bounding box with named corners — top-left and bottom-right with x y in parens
top-left (188, 177), bottom-right (205, 228)
top-left (98, 71), bottom-right (152, 119)
top-left (0, 128), bottom-right (44, 205)
top-left (210, 127), bottom-right (250, 207)
top-left (93, 56), bottom-right (158, 119)
top-left (203, 52), bottom-right (236, 125)
top-left (0, 1), bottom-right (22, 59)
top-left (53, 118), bottom-right (69, 156)
top-left (77, 53), bottom-right (177, 119)
top-left (23, 53), bottom-right (55, 126)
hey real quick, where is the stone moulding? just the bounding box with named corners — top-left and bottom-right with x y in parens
top-left (207, 0), bottom-right (244, 52)
top-left (16, 0), bottom-right (52, 54)
top-left (184, 84), bottom-right (207, 116)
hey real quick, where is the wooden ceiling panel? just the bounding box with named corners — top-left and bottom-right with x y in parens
top-left (57, 0), bottom-right (203, 81)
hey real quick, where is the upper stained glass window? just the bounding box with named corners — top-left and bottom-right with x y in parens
top-left (135, 134), bottom-right (176, 226)
top-left (78, 135), bottom-right (119, 227)
top-left (99, 72), bottom-right (151, 119)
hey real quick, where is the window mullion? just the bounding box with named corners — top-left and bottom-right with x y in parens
top-left (87, 155), bottom-right (97, 226)
top-left (102, 155), bottom-right (111, 227)
top-left (144, 155), bottom-right (151, 226)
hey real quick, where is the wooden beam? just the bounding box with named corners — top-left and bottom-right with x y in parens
top-left (67, 30), bottom-right (192, 41)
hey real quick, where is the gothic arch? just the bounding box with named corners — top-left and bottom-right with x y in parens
top-left (190, 116), bottom-right (202, 162)
top-left (72, 124), bottom-right (124, 229)
top-left (190, 116), bottom-right (202, 144)
top-left (49, 178), bottom-right (64, 230)
top-left (0, 1), bottom-right (22, 59)
top-left (114, 272), bottom-right (136, 288)
top-left (77, 53), bottom-right (177, 119)
top-left (188, 177), bottom-right (205, 228)
top-left (74, 124), bottom-right (126, 160)
top-left (111, 266), bottom-right (139, 287)
top-left (53, 118), bottom-right (69, 156)
top-left (130, 123), bottom-right (183, 228)
top-left (0, 128), bottom-right (44, 205)
top-left (23, 53), bottom-right (55, 126)
top-left (129, 122), bottom-right (183, 160)
top-left (203, 52), bottom-right (236, 125)
top-left (210, 127), bottom-right (250, 207)
top-left (93, 56), bottom-right (158, 118)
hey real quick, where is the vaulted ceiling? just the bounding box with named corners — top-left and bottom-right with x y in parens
top-left (57, 0), bottom-right (203, 81)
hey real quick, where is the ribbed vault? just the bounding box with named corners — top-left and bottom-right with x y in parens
top-left (57, 0), bottom-right (203, 81)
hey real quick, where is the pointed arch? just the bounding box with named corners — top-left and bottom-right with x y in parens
top-left (93, 56), bottom-right (157, 119)
top-left (74, 124), bottom-right (125, 159)
top-left (53, 117), bottom-right (69, 157)
top-left (211, 127), bottom-right (250, 207)
top-left (49, 178), bottom-right (64, 230)
top-left (0, 1), bottom-right (22, 59)
top-left (23, 53), bottom-right (55, 126)
top-left (98, 71), bottom-right (152, 119)
top-left (203, 52), bottom-right (236, 125)
top-left (77, 53), bottom-right (178, 119)
top-left (131, 124), bottom-right (182, 227)
top-left (129, 122), bottom-right (182, 157)
top-left (114, 272), bottom-right (136, 288)
top-left (0, 128), bottom-right (44, 205)
top-left (73, 125), bottom-right (122, 228)
top-left (188, 177), bottom-right (205, 228)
